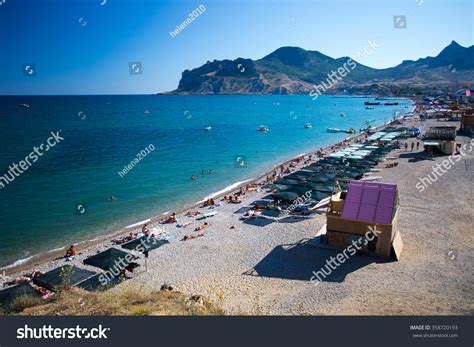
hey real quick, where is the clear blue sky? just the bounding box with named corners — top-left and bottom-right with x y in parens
top-left (0, 0), bottom-right (472, 95)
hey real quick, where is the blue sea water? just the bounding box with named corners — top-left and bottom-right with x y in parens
top-left (0, 95), bottom-right (411, 267)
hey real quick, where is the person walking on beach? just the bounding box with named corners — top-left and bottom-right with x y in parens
top-left (411, 142), bottom-right (415, 151)
top-left (404, 143), bottom-right (408, 151)
top-left (416, 141), bottom-right (420, 150)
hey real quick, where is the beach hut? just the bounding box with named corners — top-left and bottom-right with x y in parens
top-left (33, 265), bottom-right (97, 292)
top-left (0, 283), bottom-right (41, 310)
top-left (325, 181), bottom-right (403, 260)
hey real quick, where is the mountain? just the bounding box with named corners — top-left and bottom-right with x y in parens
top-left (168, 41), bottom-right (474, 95)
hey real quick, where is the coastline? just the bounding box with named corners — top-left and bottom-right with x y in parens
top-left (1, 100), bottom-right (414, 275)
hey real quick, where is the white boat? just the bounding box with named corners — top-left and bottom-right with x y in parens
top-left (143, 109), bottom-right (150, 114)
top-left (204, 125), bottom-right (212, 131)
top-left (18, 104), bottom-right (30, 108)
top-left (257, 125), bottom-right (269, 132)
top-left (327, 128), bottom-right (340, 133)
top-left (339, 112), bottom-right (345, 117)
top-left (304, 123), bottom-right (312, 128)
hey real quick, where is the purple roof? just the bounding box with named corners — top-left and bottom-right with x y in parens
top-left (341, 181), bottom-right (397, 224)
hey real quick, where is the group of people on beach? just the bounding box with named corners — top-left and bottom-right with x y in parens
top-left (404, 141), bottom-right (421, 151)
top-left (203, 198), bottom-right (215, 207)
top-left (2, 269), bottom-right (43, 287)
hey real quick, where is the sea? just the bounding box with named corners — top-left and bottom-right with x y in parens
top-left (0, 94), bottom-right (412, 268)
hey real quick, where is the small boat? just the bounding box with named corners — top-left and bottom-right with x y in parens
top-left (375, 97), bottom-right (387, 100)
top-left (339, 112), bottom-right (345, 117)
top-left (365, 102), bottom-right (380, 106)
top-left (257, 125), bottom-right (269, 132)
top-left (365, 106), bottom-right (374, 110)
top-left (327, 128), bottom-right (340, 133)
top-left (345, 128), bottom-right (355, 134)
top-left (143, 109), bottom-right (150, 114)
top-left (204, 125), bottom-right (212, 131)
top-left (305, 123), bottom-right (312, 129)
top-left (384, 102), bottom-right (399, 106)
top-left (18, 104), bottom-right (30, 108)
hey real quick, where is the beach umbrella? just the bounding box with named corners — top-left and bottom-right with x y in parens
top-left (33, 265), bottom-right (97, 292)
top-left (75, 273), bottom-right (122, 292)
top-left (306, 174), bottom-right (331, 183)
top-left (302, 166), bottom-right (322, 172)
top-left (285, 174), bottom-right (308, 181)
top-left (83, 248), bottom-right (138, 272)
top-left (272, 184), bottom-right (292, 191)
top-left (310, 191), bottom-right (332, 201)
top-left (122, 237), bottom-right (170, 272)
top-left (311, 185), bottom-right (335, 193)
top-left (284, 186), bottom-right (312, 195)
top-left (0, 283), bottom-right (41, 309)
top-left (274, 178), bottom-right (300, 186)
top-left (273, 191), bottom-right (300, 201)
top-left (291, 170), bottom-right (314, 177)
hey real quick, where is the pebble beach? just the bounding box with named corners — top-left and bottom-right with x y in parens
top-left (2, 113), bottom-right (473, 316)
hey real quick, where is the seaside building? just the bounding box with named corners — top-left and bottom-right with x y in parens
top-left (423, 125), bottom-right (458, 154)
top-left (460, 113), bottom-right (474, 137)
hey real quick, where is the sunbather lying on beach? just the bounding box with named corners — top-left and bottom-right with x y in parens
top-left (112, 232), bottom-right (136, 245)
top-left (194, 222), bottom-right (209, 231)
top-left (3, 270), bottom-right (43, 287)
top-left (34, 286), bottom-right (54, 300)
top-left (182, 233), bottom-right (204, 241)
top-left (253, 203), bottom-right (267, 211)
top-left (160, 212), bottom-right (177, 224)
top-left (186, 211), bottom-right (201, 217)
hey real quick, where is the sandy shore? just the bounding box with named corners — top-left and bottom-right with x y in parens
top-left (3, 110), bottom-right (473, 315)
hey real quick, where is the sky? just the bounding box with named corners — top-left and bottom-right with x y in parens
top-left (0, 0), bottom-right (472, 95)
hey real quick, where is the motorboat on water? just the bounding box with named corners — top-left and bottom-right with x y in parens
top-left (345, 128), bottom-right (355, 134)
top-left (18, 104), bottom-right (30, 108)
top-left (327, 127), bottom-right (355, 134)
top-left (204, 125), bottom-right (212, 131)
top-left (339, 112), bottom-right (345, 117)
top-left (257, 125), bottom-right (269, 132)
top-left (304, 123), bottom-right (312, 129)
top-left (143, 109), bottom-right (150, 114)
